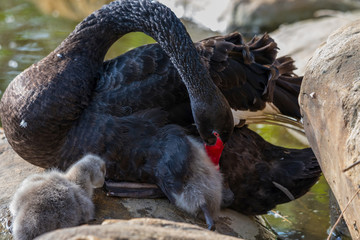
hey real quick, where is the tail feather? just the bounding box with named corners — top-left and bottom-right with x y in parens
top-left (275, 56), bottom-right (298, 76)
top-left (196, 32), bottom-right (278, 113)
top-left (273, 56), bottom-right (302, 119)
top-left (197, 32), bottom-right (303, 124)
top-left (246, 33), bottom-right (278, 65)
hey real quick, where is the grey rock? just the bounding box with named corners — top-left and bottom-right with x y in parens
top-left (35, 218), bottom-right (244, 240)
top-left (264, 11), bottom-right (360, 146)
top-left (30, 0), bottom-right (360, 36)
top-left (0, 130), bottom-right (275, 240)
top-left (229, 0), bottom-right (360, 34)
top-left (271, 10), bottom-right (360, 75)
top-left (300, 19), bottom-right (360, 239)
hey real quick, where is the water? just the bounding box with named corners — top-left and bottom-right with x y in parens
top-left (0, 0), bottom-right (338, 239)
top-left (253, 125), bottom-right (331, 239)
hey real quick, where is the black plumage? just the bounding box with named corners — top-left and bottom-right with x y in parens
top-left (97, 32), bottom-right (303, 130)
top-left (220, 127), bottom-right (321, 215)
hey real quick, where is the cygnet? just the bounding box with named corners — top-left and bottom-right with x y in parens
top-left (9, 154), bottom-right (106, 240)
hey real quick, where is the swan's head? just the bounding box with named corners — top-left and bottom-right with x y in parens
top-left (65, 154), bottom-right (106, 190)
top-left (191, 88), bottom-right (234, 146)
top-left (86, 154), bottom-right (107, 188)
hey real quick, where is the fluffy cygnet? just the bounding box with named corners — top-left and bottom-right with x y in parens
top-left (9, 154), bottom-right (106, 240)
top-left (170, 136), bottom-right (223, 230)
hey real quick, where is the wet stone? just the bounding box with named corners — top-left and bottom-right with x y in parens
top-left (36, 218), bottom-right (243, 240)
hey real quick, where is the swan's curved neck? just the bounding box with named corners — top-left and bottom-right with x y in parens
top-left (0, 0), bottom-right (217, 167)
top-left (58, 0), bottom-right (212, 94)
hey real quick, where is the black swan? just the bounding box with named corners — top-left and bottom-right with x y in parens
top-left (0, 0), bottom-right (235, 168)
top-left (10, 154), bottom-right (106, 240)
top-left (1, 0), bottom-right (233, 229)
top-left (1, 0), bottom-right (308, 229)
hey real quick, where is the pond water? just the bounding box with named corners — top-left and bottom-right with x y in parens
top-left (0, 0), bottom-right (346, 239)
top-left (254, 125), bottom-right (331, 240)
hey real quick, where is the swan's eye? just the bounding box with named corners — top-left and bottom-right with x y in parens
top-left (213, 131), bottom-right (219, 138)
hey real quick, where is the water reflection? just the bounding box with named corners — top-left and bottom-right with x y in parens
top-left (0, 0), bottom-right (333, 239)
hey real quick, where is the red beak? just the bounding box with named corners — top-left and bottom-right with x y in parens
top-left (204, 132), bottom-right (224, 169)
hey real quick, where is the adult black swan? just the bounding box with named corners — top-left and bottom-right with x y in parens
top-left (0, 0), bottom-right (304, 229)
top-left (1, 0), bottom-right (233, 229)
top-left (1, 0), bottom-right (235, 166)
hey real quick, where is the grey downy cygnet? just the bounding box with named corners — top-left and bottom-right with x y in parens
top-left (9, 154), bottom-right (106, 240)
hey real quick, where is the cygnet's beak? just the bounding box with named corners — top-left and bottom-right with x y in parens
top-left (200, 204), bottom-right (216, 231)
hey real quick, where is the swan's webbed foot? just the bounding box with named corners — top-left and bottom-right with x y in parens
top-left (104, 181), bottom-right (165, 198)
top-left (200, 204), bottom-right (216, 231)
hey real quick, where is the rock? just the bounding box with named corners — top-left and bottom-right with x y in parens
top-left (26, 0), bottom-right (360, 38)
top-left (0, 129), bottom-right (43, 240)
top-left (36, 218), bottom-right (243, 240)
top-left (269, 11), bottom-right (360, 146)
top-left (159, 0), bottom-right (233, 33)
top-left (271, 10), bottom-right (360, 75)
top-left (0, 130), bottom-right (276, 240)
top-left (229, 0), bottom-right (360, 35)
top-left (163, 0), bottom-right (360, 35)
top-left (329, 190), bottom-right (351, 238)
top-left (91, 191), bottom-right (276, 239)
top-left (300, 19), bottom-right (360, 239)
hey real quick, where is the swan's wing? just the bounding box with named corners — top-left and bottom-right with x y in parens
top-left (272, 56), bottom-right (303, 119)
top-left (95, 44), bottom-right (188, 114)
top-left (93, 32), bottom-right (302, 126)
top-left (57, 107), bottom-right (192, 188)
top-left (92, 44), bottom-right (194, 126)
top-left (220, 127), bottom-right (320, 215)
top-left (196, 33), bottom-right (302, 120)
top-left (195, 33), bottom-right (278, 112)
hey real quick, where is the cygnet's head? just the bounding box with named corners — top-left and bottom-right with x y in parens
top-left (172, 136), bottom-right (223, 230)
top-left (65, 154), bottom-right (106, 195)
